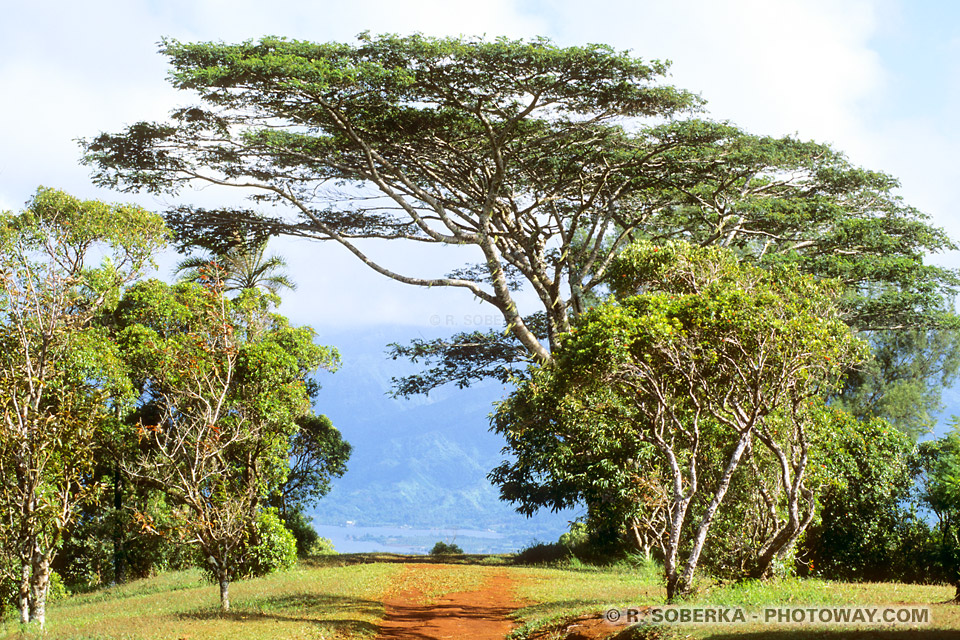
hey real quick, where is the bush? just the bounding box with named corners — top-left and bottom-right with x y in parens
top-left (514, 520), bottom-right (637, 567)
top-left (559, 521), bottom-right (590, 548)
top-left (202, 509), bottom-right (298, 581)
top-left (47, 571), bottom-right (68, 603)
top-left (282, 508), bottom-right (320, 557)
top-left (55, 489), bottom-right (194, 590)
top-left (0, 566), bottom-right (67, 617)
top-left (311, 536), bottom-right (337, 555)
top-left (430, 541), bottom-right (463, 555)
top-left (240, 509), bottom-right (298, 577)
top-left (514, 541), bottom-right (571, 565)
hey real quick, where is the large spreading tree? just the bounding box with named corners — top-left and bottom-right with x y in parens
top-left (80, 33), bottom-right (959, 406)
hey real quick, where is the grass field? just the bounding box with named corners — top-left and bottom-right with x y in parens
top-left (2, 554), bottom-right (959, 639)
top-left (509, 558), bottom-right (960, 639)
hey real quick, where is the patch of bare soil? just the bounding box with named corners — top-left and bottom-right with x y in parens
top-left (524, 613), bottom-right (617, 640)
top-left (376, 565), bottom-right (528, 640)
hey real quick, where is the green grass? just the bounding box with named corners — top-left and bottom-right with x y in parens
top-left (3, 559), bottom-right (402, 640)
top-left (509, 559), bottom-right (665, 639)
top-left (507, 559), bottom-right (960, 640)
top-left (6, 555), bottom-right (960, 640)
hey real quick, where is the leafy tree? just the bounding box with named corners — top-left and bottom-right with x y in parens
top-left (916, 422), bottom-right (960, 601)
top-left (271, 413), bottom-right (350, 555)
top-left (799, 412), bottom-right (919, 581)
top-left (81, 33), bottom-right (957, 402)
top-left (175, 239), bottom-right (297, 296)
top-left (114, 278), bottom-right (342, 611)
top-left (835, 330), bottom-right (960, 439)
top-left (491, 242), bottom-right (866, 600)
top-left (430, 541), bottom-right (463, 555)
top-left (0, 188), bottom-right (167, 627)
top-left (275, 414), bottom-right (351, 518)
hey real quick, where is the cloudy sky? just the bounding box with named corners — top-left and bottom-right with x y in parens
top-left (1, 0), bottom-right (958, 329)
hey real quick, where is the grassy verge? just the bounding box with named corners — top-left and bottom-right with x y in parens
top-left (2, 558), bottom-right (402, 640)
top-left (509, 558), bottom-right (664, 638)
top-left (6, 554), bottom-right (960, 639)
top-left (508, 558), bottom-right (960, 639)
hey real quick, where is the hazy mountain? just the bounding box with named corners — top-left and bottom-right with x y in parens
top-left (305, 325), bottom-right (577, 553)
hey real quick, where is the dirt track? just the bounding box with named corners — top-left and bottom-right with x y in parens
top-left (375, 564), bottom-right (527, 640)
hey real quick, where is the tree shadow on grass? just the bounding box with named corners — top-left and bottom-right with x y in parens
top-left (177, 592), bottom-right (380, 634)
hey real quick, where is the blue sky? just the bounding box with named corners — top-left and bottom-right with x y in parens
top-left (1, 0), bottom-right (958, 329)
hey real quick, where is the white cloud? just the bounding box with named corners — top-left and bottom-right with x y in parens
top-left (525, 0), bottom-right (885, 145)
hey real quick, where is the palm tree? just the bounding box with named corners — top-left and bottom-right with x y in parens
top-left (174, 241), bottom-right (297, 296)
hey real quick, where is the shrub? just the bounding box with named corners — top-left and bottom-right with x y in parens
top-left (559, 521), bottom-right (590, 548)
top-left (202, 509), bottom-right (298, 581)
top-left (282, 508), bottom-right (320, 557)
top-left (430, 541), bottom-right (463, 555)
top-left (514, 541), bottom-right (571, 565)
top-left (311, 536), bottom-right (337, 556)
top-left (0, 567), bottom-right (67, 616)
top-left (240, 509), bottom-right (298, 577)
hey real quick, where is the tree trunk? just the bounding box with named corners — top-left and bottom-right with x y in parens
top-left (666, 572), bottom-right (691, 602)
top-left (219, 574), bottom-right (230, 612)
top-left (672, 430), bottom-right (754, 600)
top-left (18, 559), bottom-right (30, 625)
top-left (113, 465), bottom-right (126, 584)
top-left (29, 554), bottom-right (51, 628)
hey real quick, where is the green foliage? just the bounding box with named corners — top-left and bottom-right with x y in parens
top-left (275, 413), bottom-right (351, 518)
top-left (114, 278), bottom-right (345, 610)
top-left (835, 329), bottom-right (960, 438)
top-left (493, 241), bottom-right (865, 599)
top-left (386, 317), bottom-right (548, 397)
top-left (513, 522), bottom-right (634, 568)
top-left (238, 510), bottom-right (298, 578)
top-left (0, 187), bottom-right (168, 626)
top-left (279, 508), bottom-right (338, 557)
top-left (513, 542), bottom-right (572, 566)
top-left (429, 541), bottom-right (464, 555)
top-left (558, 522), bottom-right (590, 550)
top-left (174, 239), bottom-right (298, 296)
top-left (916, 422), bottom-right (960, 595)
top-left (46, 571), bottom-right (68, 604)
top-left (800, 410), bottom-right (919, 581)
top-left (310, 536), bottom-right (337, 556)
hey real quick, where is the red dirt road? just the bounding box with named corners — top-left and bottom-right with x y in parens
top-left (376, 565), bottom-right (527, 640)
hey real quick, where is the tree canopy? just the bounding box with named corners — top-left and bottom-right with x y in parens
top-left (115, 278), bottom-right (344, 611)
top-left (81, 33), bottom-right (958, 398)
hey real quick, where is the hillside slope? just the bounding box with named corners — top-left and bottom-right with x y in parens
top-left (306, 325), bottom-right (575, 552)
